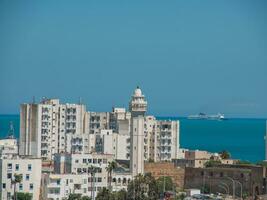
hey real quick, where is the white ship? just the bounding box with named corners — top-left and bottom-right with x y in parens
top-left (188, 113), bottom-right (225, 120)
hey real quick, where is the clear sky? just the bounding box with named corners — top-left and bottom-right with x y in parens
top-left (0, 0), bottom-right (267, 118)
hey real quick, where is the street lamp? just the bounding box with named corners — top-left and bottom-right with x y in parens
top-left (219, 181), bottom-right (230, 195)
top-left (219, 184), bottom-right (228, 196)
top-left (225, 177), bottom-right (235, 199)
top-left (235, 180), bottom-right (243, 200)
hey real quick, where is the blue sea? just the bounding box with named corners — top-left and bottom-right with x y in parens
top-left (0, 115), bottom-right (266, 163)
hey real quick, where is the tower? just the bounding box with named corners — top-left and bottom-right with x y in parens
top-left (129, 86), bottom-right (147, 176)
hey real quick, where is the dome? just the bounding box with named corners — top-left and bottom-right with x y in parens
top-left (134, 86), bottom-right (142, 97)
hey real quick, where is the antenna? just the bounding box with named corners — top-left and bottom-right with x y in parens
top-left (32, 96), bottom-right (36, 104)
top-left (7, 121), bottom-right (15, 139)
top-left (79, 97), bottom-right (82, 105)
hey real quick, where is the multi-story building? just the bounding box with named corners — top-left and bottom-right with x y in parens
top-left (0, 156), bottom-right (42, 200)
top-left (109, 108), bottom-right (131, 135)
top-left (19, 98), bottom-right (87, 160)
top-left (42, 153), bottom-right (113, 200)
top-left (155, 120), bottom-right (179, 161)
top-left (99, 130), bottom-right (130, 160)
top-left (144, 116), bottom-right (157, 161)
top-left (88, 112), bottom-right (110, 135)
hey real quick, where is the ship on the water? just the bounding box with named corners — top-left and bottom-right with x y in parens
top-left (188, 113), bottom-right (225, 120)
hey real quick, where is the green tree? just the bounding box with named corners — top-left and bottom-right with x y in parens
top-left (66, 194), bottom-right (91, 200)
top-left (127, 173), bottom-right (159, 200)
top-left (12, 174), bottom-right (23, 200)
top-left (96, 187), bottom-right (112, 200)
top-left (67, 194), bottom-right (82, 200)
top-left (16, 192), bottom-right (32, 200)
top-left (156, 176), bottom-right (174, 195)
top-left (113, 189), bottom-right (127, 200)
top-left (105, 161), bottom-right (117, 190)
top-left (81, 196), bottom-right (91, 200)
top-left (219, 150), bottom-right (231, 159)
top-left (204, 160), bottom-right (221, 168)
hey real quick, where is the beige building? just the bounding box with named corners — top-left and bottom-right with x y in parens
top-left (0, 156), bottom-right (42, 200)
top-left (19, 98), bottom-right (87, 160)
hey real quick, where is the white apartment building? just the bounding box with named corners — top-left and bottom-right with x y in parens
top-left (97, 130), bottom-right (130, 160)
top-left (65, 133), bottom-right (91, 154)
top-left (0, 156), bottom-right (42, 200)
top-left (155, 120), bottom-right (179, 161)
top-left (144, 116), bottom-right (157, 161)
top-left (109, 108), bottom-right (131, 135)
top-left (19, 98), bottom-right (87, 160)
top-left (42, 153), bottom-right (113, 200)
top-left (88, 112), bottom-right (110, 135)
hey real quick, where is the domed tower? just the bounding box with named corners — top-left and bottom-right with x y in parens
top-left (129, 86), bottom-right (147, 176)
top-left (129, 86), bottom-right (147, 117)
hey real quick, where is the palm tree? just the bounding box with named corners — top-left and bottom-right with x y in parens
top-left (12, 174), bottom-right (23, 200)
top-left (105, 161), bottom-right (117, 190)
top-left (219, 150), bottom-right (231, 159)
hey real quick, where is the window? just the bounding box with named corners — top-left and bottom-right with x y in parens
top-left (57, 180), bottom-right (60, 185)
top-left (29, 184), bottom-right (33, 190)
top-left (15, 164), bottom-right (19, 171)
top-left (2, 183), bottom-right (6, 189)
top-left (220, 172), bottom-right (224, 177)
top-left (19, 184), bottom-right (23, 190)
top-left (7, 173), bottom-right (12, 179)
top-left (26, 174), bottom-right (30, 181)
top-left (28, 164), bottom-right (32, 171)
top-left (7, 163), bottom-right (12, 170)
top-left (97, 177), bottom-right (102, 182)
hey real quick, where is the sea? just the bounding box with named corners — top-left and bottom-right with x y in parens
top-left (0, 115), bottom-right (266, 163)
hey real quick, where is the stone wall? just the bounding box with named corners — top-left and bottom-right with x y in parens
top-left (144, 162), bottom-right (185, 189)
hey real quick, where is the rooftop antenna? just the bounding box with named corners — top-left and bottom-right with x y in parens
top-left (32, 96), bottom-right (36, 104)
top-left (79, 97), bottom-right (82, 105)
top-left (7, 121), bottom-right (15, 139)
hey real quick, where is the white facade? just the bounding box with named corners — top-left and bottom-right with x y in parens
top-left (0, 156), bottom-right (42, 200)
top-left (0, 139), bottom-right (18, 158)
top-left (88, 112), bottom-right (110, 135)
top-left (43, 173), bottom-right (105, 200)
top-left (111, 173), bottom-right (132, 192)
top-left (19, 99), bottom-right (87, 160)
top-left (156, 120), bottom-right (179, 161)
top-left (42, 153), bottom-right (113, 200)
top-left (144, 116), bottom-right (157, 161)
top-left (129, 87), bottom-right (147, 176)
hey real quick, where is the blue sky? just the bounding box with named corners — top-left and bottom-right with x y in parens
top-left (0, 0), bottom-right (267, 117)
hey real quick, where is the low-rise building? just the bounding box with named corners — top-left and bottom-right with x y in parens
top-left (0, 138), bottom-right (18, 158)
top-left (41, 153), bottom-right (114, 199)
top-left (112, 172), bottom-right (132, 192)
top-left (0, 156), bottom-right (42, 200)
